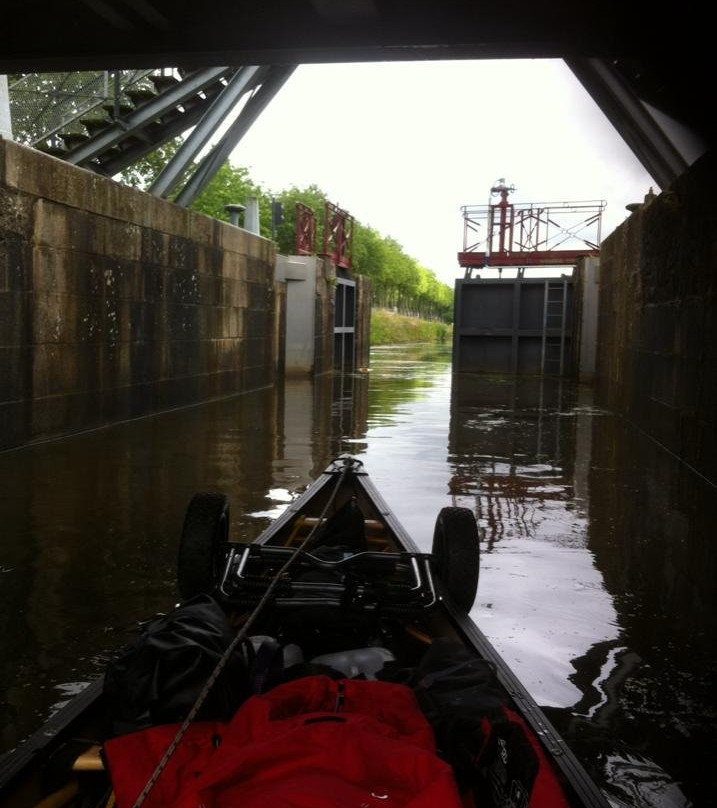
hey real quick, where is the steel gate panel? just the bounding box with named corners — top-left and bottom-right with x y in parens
top-left (453, 277), bottom-right (573, 375)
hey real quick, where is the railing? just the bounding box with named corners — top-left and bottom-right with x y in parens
top-left (460, 195), bottom-right (605, 268)
top-left (295, 202), bottom-right (316, 255)
top-left (322, 202), bottom-right (354, 270)
top-left (8, 69), bottom-right (166, 147)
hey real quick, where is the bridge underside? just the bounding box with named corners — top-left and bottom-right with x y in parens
top-left (2, 0), bottom-right (713, 191)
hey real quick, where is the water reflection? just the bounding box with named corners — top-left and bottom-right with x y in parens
top-left (0, 369), bottom-right (372, 753)
top-left (566, 414), bottom-right (717, 808)
top-left (447, 370), bottom-right (714, 805)
top-left (268, 371), bottom-right (369, 516)
top-left (0, 343), bottom-right (714, 806)
top-left (447, 373), bottom-right (620, 710)
top-left (0, 385), bottom-right (281, 752)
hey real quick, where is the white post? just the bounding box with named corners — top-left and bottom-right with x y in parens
top-left (578, 257), bottom-right (600, 383)
top-left (0, 75), bottom-right (13, 140)
top-left (244, 196), bottom-right (260, 235)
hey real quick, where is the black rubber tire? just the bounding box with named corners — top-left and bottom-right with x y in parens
top-left (431, 506), bottom-right (480, 612)
top-left (177, 492), bottom-right (229, 600)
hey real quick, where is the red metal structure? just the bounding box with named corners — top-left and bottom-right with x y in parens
top-left (295, 202), bottom-right (316, 255)
top-left (458, 180), bottom-right (605, 275)
top-left (322, 201), bottom-right (354, 270)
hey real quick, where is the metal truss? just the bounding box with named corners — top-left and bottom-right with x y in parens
top-left (60, 67), bottom-right (236, 169)
top-left (10, 65), bottom-right (296, 208)
top-left (172, 65), bottom-right (295, 207)
top-left (148, 65), bottom-right (262, 197)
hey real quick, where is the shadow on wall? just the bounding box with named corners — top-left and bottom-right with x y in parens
top-left (595, 148), bottom-right (716, 485)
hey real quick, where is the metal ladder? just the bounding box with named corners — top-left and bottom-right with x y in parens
top-left (541, 279), bottom-right (568, 375)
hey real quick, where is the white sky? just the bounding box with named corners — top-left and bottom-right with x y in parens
top-left (233, 59), bottom-right (656, 286)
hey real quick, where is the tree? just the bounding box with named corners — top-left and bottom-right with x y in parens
top-left (271, 184), bottom-right (328, 255)
top-left (121, 156), bottom-right (456, 321)
top-left (118, 136), bottom-right (184, 190)
top-left (191, 163), bottom-right (267, 228)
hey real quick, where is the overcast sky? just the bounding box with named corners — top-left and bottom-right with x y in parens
top-left (233, 59), bottom-right (656, 286)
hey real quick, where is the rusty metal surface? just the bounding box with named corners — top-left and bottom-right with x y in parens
top-left (321, 201), bottom-right (354, 270)
top-left (295, 202), bottom-right (316, 255)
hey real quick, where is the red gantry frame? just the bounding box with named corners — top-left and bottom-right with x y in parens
top-left (322, 201), bottom-right (354, 270)
top-left (294, 201), bottom-right (354, 271)
top-left (459, 180), bottom-right (605, 275)
top-left (295, 202), bottom-right (316, 255)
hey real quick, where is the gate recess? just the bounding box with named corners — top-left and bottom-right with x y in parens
top-left (334, 276), bottom-right (356, 373)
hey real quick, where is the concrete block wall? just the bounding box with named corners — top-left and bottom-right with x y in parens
top-left (313, 260), bottom-right (337, 377)
top-left (277, 254), bottom-right (371, 377)
top-left (0, 139), bottom-right (279, 450)
top-left (571, 257), bottom-right (600, 383)
top-left (595, 150), bottom-right (716, 484)
top-left (355, 272), bottom-right (371, 371)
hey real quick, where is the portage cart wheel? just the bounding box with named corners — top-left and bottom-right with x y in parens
top-left (431, 506), bottom-right (480, 612)
top-left (177, 492), bottom-right (229, 600)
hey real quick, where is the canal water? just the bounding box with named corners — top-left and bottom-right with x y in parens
top-left (1, 343), bottom-right (715, 807)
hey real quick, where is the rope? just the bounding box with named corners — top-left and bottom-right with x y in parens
top-left (130, 458), bottom-right (356, 808)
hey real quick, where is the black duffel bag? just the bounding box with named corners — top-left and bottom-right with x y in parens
top-left (103, 594), bottom-right (250, 736)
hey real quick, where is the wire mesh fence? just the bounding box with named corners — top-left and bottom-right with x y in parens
top-left (8, 70), bottom-right (169, 147)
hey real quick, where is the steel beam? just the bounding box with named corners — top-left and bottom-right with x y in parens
top-left (174, 66), bottom-right (296, 208)
top-left (565, 57), bottom-right (691, 190)
top-left (458, 249), bottom-right (599, 268)
top-left (149, 65), bottom-right (262, 197)
top-left (63, 66), bottom-right (234, 166)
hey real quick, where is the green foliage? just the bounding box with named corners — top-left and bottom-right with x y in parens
top-left (119, 137), bottom-right (184, 190)
top-left (191, 163), bottom-right (265, 226)
top-left (118, 149), bottom-right (454, 322)
top-left (352, 226), bottom-right (453, 321)
top-left (370, 308), bottom-right (453, 346)
top-left (272, 184), bottom-right (327, 253)
top-left (259, 183), bottom-right (454, 322)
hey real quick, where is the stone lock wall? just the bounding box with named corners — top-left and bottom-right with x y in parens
top-left (595, 150), bottom-right (716, 484)
top-left (0, 139), bottom-right (280, 450)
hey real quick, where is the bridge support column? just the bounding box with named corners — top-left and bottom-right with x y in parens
top-left (0, 75), bottom-right (12, 140)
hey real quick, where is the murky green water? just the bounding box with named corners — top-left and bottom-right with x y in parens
top-left (1, 343), bottom-right (715, 806)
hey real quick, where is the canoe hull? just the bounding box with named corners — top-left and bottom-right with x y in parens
top-left (0, 456), bottom-right (609, 808)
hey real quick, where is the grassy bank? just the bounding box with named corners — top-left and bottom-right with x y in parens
top-left (370, 308), bottom-right (452, 345)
